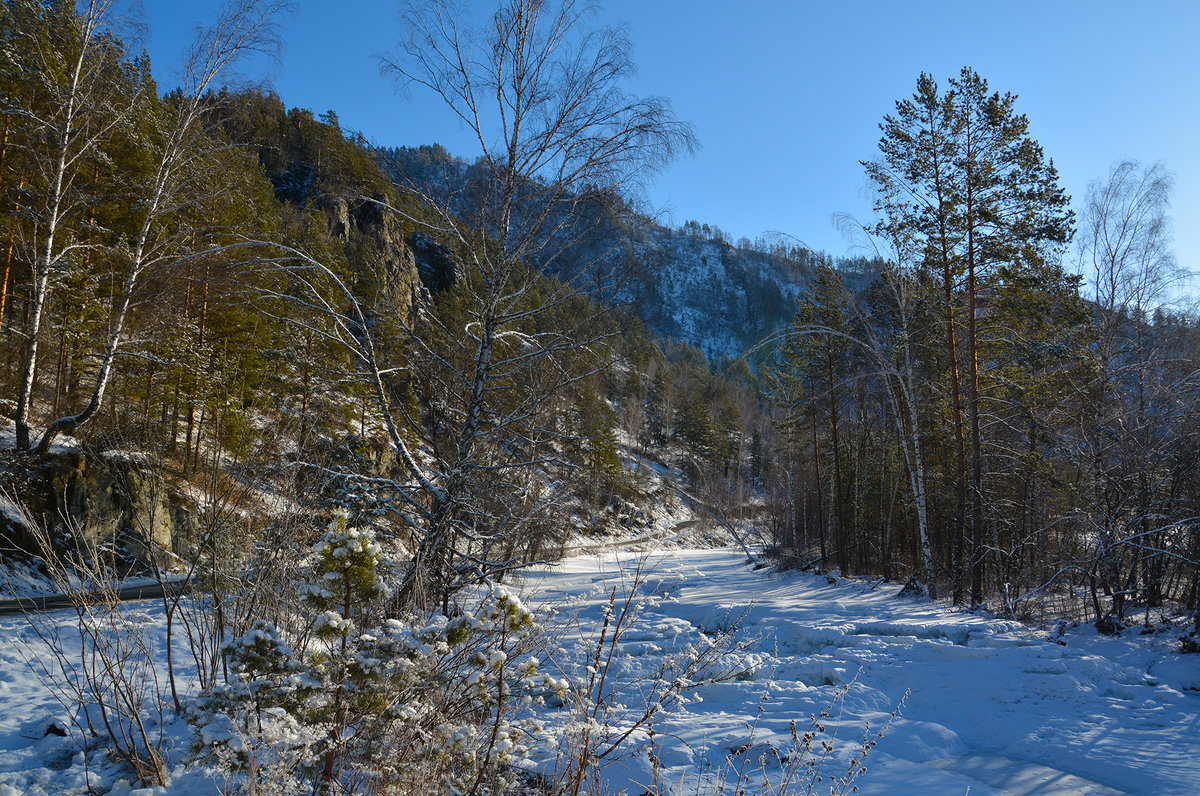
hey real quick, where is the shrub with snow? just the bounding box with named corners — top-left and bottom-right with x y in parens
top-left (193, 513), bottom-right (562, 794)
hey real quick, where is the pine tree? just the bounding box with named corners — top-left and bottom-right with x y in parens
top-left (864, 67), bottom-right (1073, 604)
top-left (575, 386), bottom-right (624, 499)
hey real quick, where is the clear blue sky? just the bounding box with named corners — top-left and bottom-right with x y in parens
top-left (141, 1), bottom-right (1200, 285)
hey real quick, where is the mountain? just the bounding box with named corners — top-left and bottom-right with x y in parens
top-left (378, 144), bottom-right (884, 365)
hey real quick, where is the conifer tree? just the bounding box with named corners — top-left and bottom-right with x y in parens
top-left (864, 67), bottom-right (1073, 604)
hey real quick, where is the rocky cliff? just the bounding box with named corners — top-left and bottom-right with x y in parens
top-left (0, 448), bottom-right (194, 570)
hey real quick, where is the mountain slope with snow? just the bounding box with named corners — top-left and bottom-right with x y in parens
top-left (380, 145), bottom-right (861, 363)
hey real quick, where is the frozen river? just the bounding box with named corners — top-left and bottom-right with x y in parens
top-left (523, 549), bottom-right (1200, 795)
top-left (0, 547), bottom-right (1197, 794)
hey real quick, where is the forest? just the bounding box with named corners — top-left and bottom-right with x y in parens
top-left (770, 79), bottom-right (1200, 626)
top-left (0, 0), bottom-right (1197, 794)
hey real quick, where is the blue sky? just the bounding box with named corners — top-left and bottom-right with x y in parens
top-left (142, 1), bottom-right (1200, 286)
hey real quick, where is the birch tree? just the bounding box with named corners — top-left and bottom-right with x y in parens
top-left (33, 0), bottom-right (289, 454)
top-left (260, 0), bottom-right (693, 610)
top-left (775, 253), bottom-right (937, 596)
top-left (8, 0), bottom-right (137, 451)
top-left (1078, 160), bottom-right (1186, 618)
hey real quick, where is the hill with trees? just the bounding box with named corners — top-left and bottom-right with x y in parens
top-left (0, 1), bottom-right (1198, 794)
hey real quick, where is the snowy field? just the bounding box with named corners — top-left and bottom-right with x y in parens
top-left (0, 548), bottom-right (1197, 794)
top-left (520, 550), bottom-right (1200, 796)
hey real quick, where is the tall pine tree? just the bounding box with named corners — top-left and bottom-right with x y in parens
top-left (864, 68), bottom-right (1074, 605)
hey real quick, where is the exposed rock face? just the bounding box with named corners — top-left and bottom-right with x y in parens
top-left (329, 197), bottom-right (427, 323)
top-left (0, 492), bottom-right (36, 555)
top-left (331, 197), bottom-right (353, 240)
top-left (408, 232), bottom-right (462, 294)
top-left (0, 449), bottom-right (193, 566)
top-left (377, 230), bottom-right (423, 324)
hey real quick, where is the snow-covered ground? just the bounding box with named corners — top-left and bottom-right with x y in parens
top-left (1, 548), bottom-right (1197, 794)
top-left (520, 550), bottom-right (1200, 796)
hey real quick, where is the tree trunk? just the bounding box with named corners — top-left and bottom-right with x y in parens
top-left (965, 153), bottom-right (985, 608)
top-left (0, 176), bottom-right (22, 333)
top-left (810, 399), bottom-right (827, 566)
top-left (899, 339), bottom-right (935, 598)
top-left (826, 342), bottom-right (848, 575)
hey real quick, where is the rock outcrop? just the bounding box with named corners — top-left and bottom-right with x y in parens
top-left (408, 231), bottom-right (462, 294)
top-left (329, 196), bottom-right (429, 323)
top-left (0, 449), bottom-right (194, 568)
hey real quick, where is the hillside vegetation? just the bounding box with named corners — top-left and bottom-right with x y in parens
top-left (0, 1), bottom-right (1199, 793)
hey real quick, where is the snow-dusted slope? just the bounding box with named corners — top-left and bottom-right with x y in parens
top-left (523, 549), bottom-right (1200, 795)
top-left (382, 147), bottom-right (813, 363)
top-left (622, 229), bottom-right (806, 362)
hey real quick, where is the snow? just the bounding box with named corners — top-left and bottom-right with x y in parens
top-left (0, 548), bottom-right (1196, 794)
top-left (0, 421), bottom-right (80, 455)
top-left (0, 495), bottom-right (26, 529)
top-left (519, 549), bottom-right (1200, 795)
top-left (598, 227), bottom-right (807, 363)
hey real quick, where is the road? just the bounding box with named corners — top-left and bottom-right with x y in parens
top-left (0, 580), bottom-right (185, 615)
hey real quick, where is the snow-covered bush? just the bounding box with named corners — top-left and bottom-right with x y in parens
top-left (194, 513), bottom-right (561, 794)
top-left (191, 619), bottom-right (321, 793)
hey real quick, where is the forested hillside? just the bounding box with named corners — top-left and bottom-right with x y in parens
top-left (0, 0), bottom-right (777, 596)
top-left (0, 1), bottom-right (768, 511)
top-left (0, 1), bottom-right (1198, 794)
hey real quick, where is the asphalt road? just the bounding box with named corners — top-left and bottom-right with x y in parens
top-left (0, 580), bottom-right (185, 615)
